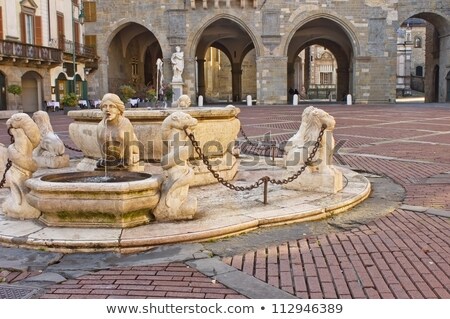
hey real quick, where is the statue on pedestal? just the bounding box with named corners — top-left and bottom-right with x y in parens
top-left (171, 46), bottom-right (184, 83)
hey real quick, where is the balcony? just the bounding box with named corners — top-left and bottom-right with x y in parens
top-left (0, 39), bottom-right (63, 67)
top-left (56, 37), bottom-right (98, 72)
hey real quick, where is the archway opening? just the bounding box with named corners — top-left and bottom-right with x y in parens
top-left (21, 71), bottom-right (43, 113)
top-left (195, 18), bottom-right (256, 103)
top-left (288, 18), bottom-right (354, 103)
top-left (107, 23), bottom-right (162, 100)
top-left (396, 13), bottom-right (450, 103)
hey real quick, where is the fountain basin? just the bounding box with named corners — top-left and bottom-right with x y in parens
top-left (25, 171), bottom-right (162, 228)
top-left (68, 107), bottom-right (240, 186)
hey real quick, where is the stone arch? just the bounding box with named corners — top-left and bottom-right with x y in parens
top-left (283, 11), bottom-right (360, 57)
top-left (104, 21), bottom-right (164, 94)
top-left (187, 13), bottom-right (262, 58)
top-left (21, 71), bottom-right (43, 113)
top-left (284, 12), bottom-right (359, 102)
top-left (397, 10), bottom-right (450, 102)
top-left (189, 14), bottom-right (261, 103)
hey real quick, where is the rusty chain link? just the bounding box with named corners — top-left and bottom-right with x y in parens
top-left (0, 127), bottom-right (15, 189)
top-left (64, 143), bottom-right (82, 153)
top-left (184, 124), bottom-right (326, 193)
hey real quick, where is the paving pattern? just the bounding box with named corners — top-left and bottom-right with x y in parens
top-left (0, 103), bottom-right (449, 299)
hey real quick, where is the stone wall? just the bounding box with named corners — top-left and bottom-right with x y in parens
top-left (85, 0), bottom-right (449, 104)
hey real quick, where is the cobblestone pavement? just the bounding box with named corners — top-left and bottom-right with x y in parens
top-left (0, 103), bottom-right (449, 299)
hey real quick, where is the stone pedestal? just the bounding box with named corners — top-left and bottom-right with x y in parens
top-left (283, 166), bottom-right (343, 194)
top-left (171, 82), bottom-right (183, 105)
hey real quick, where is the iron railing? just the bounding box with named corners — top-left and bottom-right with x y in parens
top-left (0, 39), bottom-right (62, 63)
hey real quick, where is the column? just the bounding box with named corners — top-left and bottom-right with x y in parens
top-left (231, 63), bottom-right (242, 102)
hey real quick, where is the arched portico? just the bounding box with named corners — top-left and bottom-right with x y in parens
top-left (285, 13), bottom-right (358, 103)
top-left (189, 15), bottom-right (260, 103)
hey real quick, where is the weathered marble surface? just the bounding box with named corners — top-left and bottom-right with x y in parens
top-left (2, 113), bottom-right (41, 219)
top-left (284, 106), bottom-right (343, 194)
top-left (68, 106), bottom-right (240, 185)
top-left (32, 111), bottom-right (69, 169)
top-left (153, 111), bottom-right (198, 221)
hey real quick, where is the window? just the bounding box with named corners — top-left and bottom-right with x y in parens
top-left (320, 72), bottom-right (332, 85)
top-left (131, 57), bottom-right (138, 76)
top-left (414, 36), bottom-right (422, 48)
top-left (25, 14), bottom-right (34, 44)
top-left (416, 66), bottom-right (423, 77)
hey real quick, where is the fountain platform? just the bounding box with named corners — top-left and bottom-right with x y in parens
top-left (0, 157), bottom-right (370, 253)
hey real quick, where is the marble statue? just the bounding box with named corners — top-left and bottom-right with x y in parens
top-left (32, 111), bottom-right (69, 168)
top-left (171, 46), bottom-right (184, 82)
top-left (283, 106), bottom-right (343, 193)
top-left (96, 93), bottom-right (141, 171)
top-left (156, 58), bottom-right (164, 100)
top-left (2, 113), bottom-right (41, 219)
top-left (153, 111), bottom-right (198, 221)
top-left (174, 94), bottom-right (192, 108)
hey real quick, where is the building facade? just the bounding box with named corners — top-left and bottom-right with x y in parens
top-left (1, 1), bottom-right (449, 109)
top-left (0, 0), bottom-right (96, 112)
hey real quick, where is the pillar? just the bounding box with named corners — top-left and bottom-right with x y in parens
top-left (231, 63), bottom-right (242, 102)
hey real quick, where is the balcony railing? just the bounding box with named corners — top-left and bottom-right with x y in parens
top-left (0, 39), bottom-right (62, 63)
top-left (58, 37), bottom-right (96, 60)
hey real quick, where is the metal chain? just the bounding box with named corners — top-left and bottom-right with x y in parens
top-left (0, 127), bottom-right (15, 189)
top-left (64, 143), bottom-right (82, 152)
top-left (238, 121), bottom-right (286, 155)
top-left (184, 125), bottom-right (326, 192)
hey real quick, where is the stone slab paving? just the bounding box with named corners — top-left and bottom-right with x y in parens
top-left (0, 103), bottom-right (450, 299)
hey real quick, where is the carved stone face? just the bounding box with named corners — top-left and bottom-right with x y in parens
top-left (102, 101), bottom-right (120, 122)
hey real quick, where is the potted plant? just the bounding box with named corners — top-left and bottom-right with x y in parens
top-left (61, 92), bottom-right (78, 114)
top-left (163, 84), bottom-right (174, 102)
top-left (7, 84), bottom-right (22, 109)
top-left (119, 84), bottom-right (136, 105)
top-left (146, 88), bottom-right (157, 107)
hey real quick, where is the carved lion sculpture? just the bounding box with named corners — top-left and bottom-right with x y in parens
top-left (153, 111), bottom-right (198, 221)
top-left (32, 111), bottom-right (65, 157)
top-left (2, 113), bottom-right (41, 219)
top-left (175, 94), bottom-right (192, 108)
top-left (284, 106), bottom-right (336, 172)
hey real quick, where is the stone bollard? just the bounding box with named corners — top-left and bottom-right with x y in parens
top-left (293, 94), bottom-right (299, 106)
top-left (198, 95), bottom-right (203, 107)
top-left (346, 94), bottom-right (352, 105)
top-left (246, 95), bottom-right (252, 106)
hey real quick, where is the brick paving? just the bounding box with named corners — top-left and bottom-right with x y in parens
top-left (1, 104), bottom-right (450, 299)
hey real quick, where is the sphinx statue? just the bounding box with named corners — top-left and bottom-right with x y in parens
top-left (283, 106), bottom-right (343, 194)
top-left (32, 110), bottom-right (69, 168)
top-left (153, 111), bottom-right (198, 221)
top-left (2, 113), bottom-right (41, 219)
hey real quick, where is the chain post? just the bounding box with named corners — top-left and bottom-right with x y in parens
top-left (263, 176), bottom-right (269, 204)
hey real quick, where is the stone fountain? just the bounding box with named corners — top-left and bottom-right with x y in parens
top-left (0, 99), bottom-right (371, 252)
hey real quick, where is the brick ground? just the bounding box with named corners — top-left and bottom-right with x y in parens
top-left (39, 263), bottom-right (245, 299)
top-left (1, 104), bottom-right (449, 299)
top-left (224, 104), bottom-right (450, 299)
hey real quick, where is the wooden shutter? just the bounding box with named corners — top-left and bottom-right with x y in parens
top-left (20, 12), bottom-right (26, 43)
top-left (35, 16), bottom-right (42, 46)
top-left (85, 34), bottom-right (97, 52)
top-left (0, 7), bottom-right (3, 40)
top-left (57, 14), bottom-right (64, 49)
top-left (83, 1), bottom-right (97, 23)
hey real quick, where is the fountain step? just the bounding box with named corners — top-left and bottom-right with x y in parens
top-left (0, 161), bottom-right (370, 253)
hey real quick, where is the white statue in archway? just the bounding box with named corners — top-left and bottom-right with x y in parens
top-left (171, 46), bottom-right (184, 82)
top-left (156, 58), bottom-right (164, 100)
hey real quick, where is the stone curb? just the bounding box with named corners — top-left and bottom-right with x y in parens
top-left (186, 258), bottom-right (297, 299)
